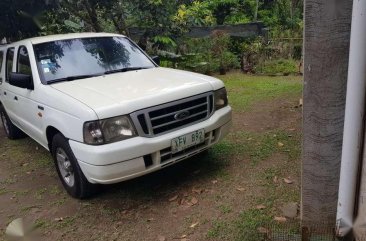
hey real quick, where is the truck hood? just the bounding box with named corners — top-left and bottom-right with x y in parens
top-left (50, 67), bottom-right (224, 119)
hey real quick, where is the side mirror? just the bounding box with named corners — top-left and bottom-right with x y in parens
top-left (9, 72), bottom-right (33, 90)
top-left (151, 56), bottom-right (160, 66)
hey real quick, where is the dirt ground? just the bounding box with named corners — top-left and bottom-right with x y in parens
top-left (0, 92), bottom-right (302, 241)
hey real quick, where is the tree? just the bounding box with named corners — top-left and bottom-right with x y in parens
top-left (59, 0), bottom-right (102, 32)
top-left (0, 0), bottom-right (57, 41)
top-left (174, 1), bottom-right (215, 27)
top-left (302, 0), bottom-right (352, 227)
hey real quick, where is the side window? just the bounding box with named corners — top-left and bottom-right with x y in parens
top-left (17, 46), bottom-right (32, 76)
top-left (6, 47), bottom-right (14, 82)
top-left (0, 51), bottom-right (3, 84)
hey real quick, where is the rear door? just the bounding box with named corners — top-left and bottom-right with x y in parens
top-left (1, 47), bottom-right (18, 124)
top-left (7, 45), bottom-right (44, 142)
top-left (0, 49), bottom-right (5, 102)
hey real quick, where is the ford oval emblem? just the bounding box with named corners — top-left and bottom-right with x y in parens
top-left (174, 110), bottom-right (190, 120)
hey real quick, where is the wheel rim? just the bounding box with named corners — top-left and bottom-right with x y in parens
top-left (0, 112), bottom-right (9, 135)
top-left (56, 147), bottom-right (75, 187)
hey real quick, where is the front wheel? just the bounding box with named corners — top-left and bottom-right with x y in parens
top-left (51, 133), bottom-right (97, 199)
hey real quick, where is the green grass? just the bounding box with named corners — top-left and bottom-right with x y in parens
top-left (52, 216), bottom-right (77, 229)
top-left (21, 205), bottom-right (42, 213)
top-left (50, 198), bottom-right (66, 207)
top-left (1, 177), bottom-right (17, 185)
top-left (34, 188), bottom-right (48, 200)
top-left (14, 190), bottom-right (29, 196)
top-left (218, 204), bottom-right (233, 214)
top-left (34, 219), bottom-right (49, 229)
top-left (198, 129), bottom-right (301, 183)
top-left (216, 73), bottom-right (302, 111)
top-left (225, 130), bottom-right (301, 165)
top-left (0, 187), bottom-right (9, 195)
top-left (207, 220), bottom-right (232, 239)
top-left (235, 209), bottom-right (273, 241)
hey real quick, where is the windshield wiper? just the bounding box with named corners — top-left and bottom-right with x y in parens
top-left (47, 67), bottom-right (151, 84)
top-left (48, 74), bottom-right (102, 84)
top-left (103, 67), bottom-right (150, 75)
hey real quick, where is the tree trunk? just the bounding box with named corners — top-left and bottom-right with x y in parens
top-left (254, 0), bottom-right (259, 22)
top-left (302, 0), bottom-right (353, 228)
top-left (112, 16), bottom-right (122, 33)
top-left (84, 0), bottom-right (102, 32)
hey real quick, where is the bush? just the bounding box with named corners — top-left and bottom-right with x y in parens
top-left (178, 38), bottom-right (219, 74)
top-left (219, 51), bottom-right (240, 74)
top-left (178, 35), bottom-right (239, 75)
top-left (293, 44), bottom-right (302, 60)
top-left (180, 53), bottom-right (220, 75)
top-left (256, 59), bottom-right (298, 75)
top-left (211, 31), bottom-right (240, 74)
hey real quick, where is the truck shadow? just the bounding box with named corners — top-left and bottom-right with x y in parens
top-left (95, 149), bottom-right (230, 206)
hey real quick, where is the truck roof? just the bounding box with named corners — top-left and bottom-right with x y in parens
top-left (7, 32), bottom-right (125, 46)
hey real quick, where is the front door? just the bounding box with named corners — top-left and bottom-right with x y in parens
top-left (7, 45), bottom-right (44, 143)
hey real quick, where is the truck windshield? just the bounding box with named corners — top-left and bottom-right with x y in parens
top-left (33, 37), bottom-right (155, 84)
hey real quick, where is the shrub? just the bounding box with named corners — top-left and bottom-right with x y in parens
top-left (219, 51), bottom-right (240, 74)
top-left (178, 35), bottom-right (239, 75)
top-left (209, 31), bottom-right (240, 74)
top-left (178, 37), bottom-right (219, 74)
top-left (293, 44), bottom-right (302, 60)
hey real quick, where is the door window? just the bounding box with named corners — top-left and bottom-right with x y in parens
top-left (17, 46), bottom-right (32, 76)
top-left (0, 51), bottom-right (3, 84)
top-left (5, 47), bottom-right (14, 82)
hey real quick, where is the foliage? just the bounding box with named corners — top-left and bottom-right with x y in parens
top-left (293, 44), bottom-right (302, 60)
top-left (37, 10), bottom-right (85, 35)
top-left (0, 0), bottom-right (303, 41)
top-left (177, 33), bottom-right (239, 75)
top-left (0, 0), bottom-right (303, 75)
top-left (259, 0), bottom-right (303, 37)
top-left (151, 36), bottom-right (177, 50)
top-left (211, 31), bottom-right (239, 73)
top-left (208, 0), bottom-right (240, 25)
top-left (0, 0), bottom-right (57, 41)
top-left (220, 51), bottom-right (240, 72)
top-left (174, 1), bottom-right (215, 28)
top-left (178, 37), bottom-right (219, 74)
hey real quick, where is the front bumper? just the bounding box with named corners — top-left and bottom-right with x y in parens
top-left (69, 106), bottom-right (232, 184)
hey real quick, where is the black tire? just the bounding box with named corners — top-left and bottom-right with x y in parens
top-left (0, 106), bottom-right (25, 139)
top-left (51, 133), bottom-right (97, 199)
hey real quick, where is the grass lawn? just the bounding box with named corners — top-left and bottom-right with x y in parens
top-left (0, 72), bottom-right (303, 241)
top-left (220, 72), bottom-right (303, 111)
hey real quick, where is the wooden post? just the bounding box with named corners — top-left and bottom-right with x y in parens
top-left (302, 0), bottom-right (353, 226)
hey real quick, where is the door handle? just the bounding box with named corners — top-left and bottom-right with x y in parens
top-left (3, 91), bottom-right (6, 95)
top-left (14, 96), bottom-right (18, 101)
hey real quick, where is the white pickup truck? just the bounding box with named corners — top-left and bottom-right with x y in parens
top-left (0, 33), bottom-right (232, 198)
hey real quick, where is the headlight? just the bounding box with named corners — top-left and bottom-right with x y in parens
top-left (214, 88), bottom-right (228, 110)
top-left (83, 115), bottom-right (137, 145)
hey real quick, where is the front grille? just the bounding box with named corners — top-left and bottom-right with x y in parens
top-left (131, 92), bottom-right (214, 137)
